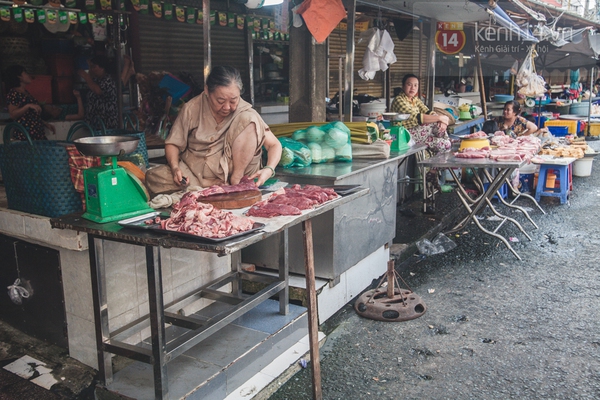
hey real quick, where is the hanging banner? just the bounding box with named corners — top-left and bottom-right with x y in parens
top-left (99, 0), bottom-right (111, 11)
top-left (218, 11), bottom-right (226, 26)
top-left (12, 7), bottom-right (23, 23)
top-left (24, 9), bottom-right (35, 23)
top-left (176, 6), bottom-right (185, 22)
top-left (1, 7), bottom-right (11, 22)
top-left (85, 0), bottom-right (95, 11)
top-left (186, 7), bottom-right (195, 24)
top-left (131, 0), bottom-right (140, 11)
top-left (236, 14), bottom-right (244, 30)
top-left (36, 9), bottom-right (46, 23)
top-left (435, 22), bottom-right (466, 55)
top-left (152, 1), bottom-right (162, 18)
top-left (58, 10), bottom-right (68, 24)
top-left (163, 2), bottom-right (173, 20)
top-left (47, 9), bottom-right (58, 24)
top-left (88, 13), bottom-right (96, 24)
top-left (68, 12), bottom-right (78, 24)
top-left (139, 0), bottom-right (148, 14)
top-left (196, 10), bottom-right (202, 24)
top-left (78, 12), bottom-right (87, 24)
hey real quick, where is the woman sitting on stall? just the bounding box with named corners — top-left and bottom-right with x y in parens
top-left (495, 100), bottom-right (545, 137)
top-left (4, 65), bottom-right (55, 141)
top-left (390, 74), bottom-right (451, 154)
top-left (76, 55), bottom-right (119, 130)
top-left (145, 66), bottom-right (282, 194)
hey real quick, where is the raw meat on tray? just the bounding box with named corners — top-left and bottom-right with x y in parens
top-left (161, 196), bottom-right (255, 238)
top-left (247, 184), bottom-right (338, 218)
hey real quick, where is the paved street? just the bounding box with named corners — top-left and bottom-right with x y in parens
top-left (270, 146), bottom-right (600, 399)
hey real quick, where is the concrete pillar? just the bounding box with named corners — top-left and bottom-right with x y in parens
top-left (289, 21), bottom-right (327, 122)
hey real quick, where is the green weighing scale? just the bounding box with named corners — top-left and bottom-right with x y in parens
top-left (73, 136), bottom-right (154, 223)
top-left (389, 113), bottom-right (411, 152)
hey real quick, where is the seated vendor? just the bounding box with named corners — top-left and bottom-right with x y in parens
top-left (4, 65), bottom-right (55, 141)
top-left (390, 74), bottom-right (451, 155)
top-left (495, 100), bottom-right (547, 138)
top-left (145, 66), bottom-right (282, 195)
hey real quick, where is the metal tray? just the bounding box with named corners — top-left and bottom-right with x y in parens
top-left (118, 212), bottom-right (265, 243)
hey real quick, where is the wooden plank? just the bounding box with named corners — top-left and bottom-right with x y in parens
top-left (302, 219), bottom-right (322, 400)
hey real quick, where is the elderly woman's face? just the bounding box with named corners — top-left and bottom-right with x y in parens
top-left (208, 83), bottom-right (241, 119)
top-left (403, 77), bottom-right (419, 99)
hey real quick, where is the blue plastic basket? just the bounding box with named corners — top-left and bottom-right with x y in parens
top-left (547, 126), bottom-right (569, 137)
top-left (0, 123), bottom-right (82, 218)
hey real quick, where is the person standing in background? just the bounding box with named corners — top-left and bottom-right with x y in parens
top-left (76, 55), bottom-right (119, 129)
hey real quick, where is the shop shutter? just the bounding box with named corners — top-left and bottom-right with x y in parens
top-left (136, 14), bottom-right (248, 86)
top-left (328, 26), bottom-right (428, 100)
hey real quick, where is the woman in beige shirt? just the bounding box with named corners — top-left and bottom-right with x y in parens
top-left (146, 66), bottom-right (282, 195)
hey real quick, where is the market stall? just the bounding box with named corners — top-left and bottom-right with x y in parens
top-left (50, 186), bottom-right (368, 399)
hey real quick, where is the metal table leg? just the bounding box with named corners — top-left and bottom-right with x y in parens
top-left (88, 235), bottom-right (112, 385)
top-left (278, 228), bottom-right (289, 316)
top-left (145, 244), bottom-right (168, 399)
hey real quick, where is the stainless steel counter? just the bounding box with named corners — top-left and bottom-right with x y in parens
top-left (242, 145), bottom-right (426, 281)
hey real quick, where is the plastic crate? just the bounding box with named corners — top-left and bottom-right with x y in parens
top-left (589, 123), bottom-right (600, 136)
top-left (544, 119), bottom-right (578, 134)
top-left (547, 126), bottom-right (569, 137)
top-left (483, 182), bottom-right (508, 200)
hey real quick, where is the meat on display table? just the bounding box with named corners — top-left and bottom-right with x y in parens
top-left (50, 188), bottom-right (368, 400)
top-left (419, 153), bottom-right (543, 260)
top-left (243, 144), bottom-right (427, 282)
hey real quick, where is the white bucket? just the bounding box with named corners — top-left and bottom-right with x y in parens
top-left (573, 158), bottom-right (593, 177)
top-left (359, 100), bottom-right (386, 118)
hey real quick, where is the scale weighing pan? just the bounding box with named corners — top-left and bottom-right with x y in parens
top-left (73, 136), bottom-right (139, 156)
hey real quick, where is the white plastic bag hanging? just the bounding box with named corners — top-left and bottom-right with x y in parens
top-left (7, 278), bottom-right (30, 305)
top-left (517, 46), bottom-right (546, 97)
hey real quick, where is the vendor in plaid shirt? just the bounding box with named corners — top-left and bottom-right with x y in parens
top-left (390, 74), bottom-right (451, 154)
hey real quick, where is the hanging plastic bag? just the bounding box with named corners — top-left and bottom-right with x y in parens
top-left (7, 278), bottom-right (30, 305)
top-left (517, 46), bottom-right (546, 97)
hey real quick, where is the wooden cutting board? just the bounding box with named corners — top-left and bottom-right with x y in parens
top-left (198, 189), bottom-right (262, 209)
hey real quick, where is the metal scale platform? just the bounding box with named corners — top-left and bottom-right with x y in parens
top-left (73, 136), bottom-right (154, 223)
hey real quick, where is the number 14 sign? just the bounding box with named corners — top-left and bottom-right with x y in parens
top-left (435, 22), bottom-right (466, 55)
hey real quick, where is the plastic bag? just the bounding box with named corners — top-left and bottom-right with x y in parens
top-left (7, 278), bottom-right (30, 305)
top-left (278, 137), bottom-right (312, 168)
top-left (416, 233), bottom-right (457, 256)
top-left (292, 121), bottom-right (352, 163)
top-left (517, 47), bottom-right (546, 97)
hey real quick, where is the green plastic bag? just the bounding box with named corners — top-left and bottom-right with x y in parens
top-left (278, 137), bottom-right (312, 168)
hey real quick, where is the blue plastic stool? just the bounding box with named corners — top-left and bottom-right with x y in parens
top-left (534, 164), bottom-right (570, 204)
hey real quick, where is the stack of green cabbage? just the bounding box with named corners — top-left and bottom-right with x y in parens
top-left (278, 137), bottom-right (312, 168)
top-left (289, 121), bottom-right (352, 163)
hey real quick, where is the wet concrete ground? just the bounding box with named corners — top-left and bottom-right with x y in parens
top-left (1, 146), bottom-right (600, 400)
top-left (269, 148), bottom-right (600, 399)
